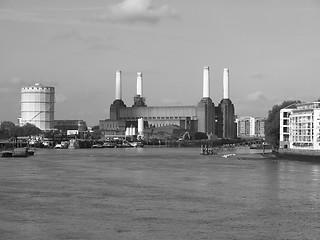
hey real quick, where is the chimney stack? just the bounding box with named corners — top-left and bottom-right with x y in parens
top-left (137, 72), bottom-right (143, 96)
top-left (203, 66), bottom-right (210, 98)
top-left (115, 70), bottom-right (122, 100)
top-left (223, 68), bottom-right (229, 99)
top-left (138, 118), bottom-right (144, 136)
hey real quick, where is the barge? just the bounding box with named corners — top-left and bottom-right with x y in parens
top-left (1, 147), bottom-right (34, 158)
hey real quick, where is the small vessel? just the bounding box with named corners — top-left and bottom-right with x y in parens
top-left (1, 147), bottom-right (34, 158)
top-left (122, 140), bottom-right (134, 148)
top-left (131, 142), bottom-right (144, 148)
top-left (54, 144), bottom-right (63, 149)
top-left (27, 148), bottom-right (35, 156)
top-left (103, 141), bottom-right (117, 148)
top-left (92, 143), bottom-right (104, 148)
top-left (222, 153), bottom-right (236, 158)
top-left (55, 141), bottom-right (69, 149)
top-left (1, 150), bottom-right (13, 158)
top-left (68, 139), bottom-right (80, 149)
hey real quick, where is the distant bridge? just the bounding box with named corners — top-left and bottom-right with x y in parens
top-left (221, 139), bottom-right (265, 148)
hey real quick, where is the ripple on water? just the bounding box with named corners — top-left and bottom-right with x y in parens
top-left (1, 147), bottom-right (320, 240)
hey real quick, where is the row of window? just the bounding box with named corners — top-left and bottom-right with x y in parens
top-left (291, 136), bottom-right (313, 141)
top-left (292, 142), bottom-right (314, 147)
top-left (297, 103), bottom-right (320, 110)
top-left (291, 115), bottom-right (312, 121)
top-left (291, 130), bottom-right (313, 135)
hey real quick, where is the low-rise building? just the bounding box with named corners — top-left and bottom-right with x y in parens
top-left (54, 120), bottom-right (87, 134)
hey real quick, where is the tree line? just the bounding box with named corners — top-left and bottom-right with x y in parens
top-left (0, 121), bottom-right (42, 139)
top-left (265, 100), bottom-right (301, 148)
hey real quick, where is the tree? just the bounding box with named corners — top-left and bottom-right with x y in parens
top-left (90, 128), bottom-right (102, 140)
top-left (91, 125), bottom-right (100, 131)
top-left (21, 123), bottom-right (42, 136)
top-left (265, 100), bottom-right (300, 148)
top-left (0, 121), bottom-right (42, 137)
top-left (0, 121), bottom-right (17, 138)
top-left (194, 132), bottom-right (208, 140)
top-left (0, 121), bottom-right (15, 132)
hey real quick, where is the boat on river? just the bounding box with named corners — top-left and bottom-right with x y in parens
top-left (1, 147), bottom-right (34, 158)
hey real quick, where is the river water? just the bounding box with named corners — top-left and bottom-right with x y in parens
top-left (0, 147), bottom-right (320, 240)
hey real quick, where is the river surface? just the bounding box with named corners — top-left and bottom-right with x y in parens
top-left (1, 147), bottom-right (320, 240)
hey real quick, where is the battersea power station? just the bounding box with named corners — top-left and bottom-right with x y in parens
top-left (99, 67), bottom-right (236, 140)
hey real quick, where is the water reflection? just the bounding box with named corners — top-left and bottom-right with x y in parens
top-left (311, 165), bottom-right (320, 181)
top-left (309, 165), bottom-right (320, 202)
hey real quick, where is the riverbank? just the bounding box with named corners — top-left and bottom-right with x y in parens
top-left (276, 149), bottom-right (320, 162)
top-left (236, 152), bottom-right (278, 160)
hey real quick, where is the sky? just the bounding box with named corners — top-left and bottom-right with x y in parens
top-left (1, 0), bottom-right (320, 126)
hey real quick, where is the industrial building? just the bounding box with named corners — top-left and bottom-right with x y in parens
top-left (280, 102), bottom-right (320, 150)
top-left (100, 67), bottom-right (236, 139)
top-left (54, 120), bottom-right (87, 134)
top-left (19, 83), bottom-right (55, 131)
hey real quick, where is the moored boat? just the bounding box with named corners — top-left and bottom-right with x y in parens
top-left (1, 147), bottom-right (35, 158)
top-left (1, 150), bottom-right (13, 158)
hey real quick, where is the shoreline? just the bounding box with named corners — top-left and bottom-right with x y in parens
top-left (236, 152), bottom-right (279, 161)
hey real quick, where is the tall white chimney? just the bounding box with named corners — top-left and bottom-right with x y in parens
top-left (137, 72), bottom-right (143, 96)
top-left (203, 66), bottom-right (210, 98)
top-left (138, 118), bottom-right (144, 136)
top-left (115, 70), bottom-right (122, 100)
top-left (223, 68), bottom-right (229, 99)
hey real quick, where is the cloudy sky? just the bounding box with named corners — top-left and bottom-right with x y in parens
top-left (1, 0), bottom-right (320, 126)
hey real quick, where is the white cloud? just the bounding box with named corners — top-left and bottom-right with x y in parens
top-left (114, 0), bottom-right (153, 13)
top-left (0, 1), bottom-right (178, 25)
top-left (235, 91), bottom-right (276, 117)
top-left (246, 91), bottom-right (269, 102)
top-left (95, 0), bottom-right (179, 24)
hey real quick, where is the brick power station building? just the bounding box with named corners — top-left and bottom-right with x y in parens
top-left (100, 67), bottom-right (236, 139)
